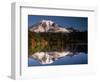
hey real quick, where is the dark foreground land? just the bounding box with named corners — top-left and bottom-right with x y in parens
top-left (28, 31), bottom-right (87, 56)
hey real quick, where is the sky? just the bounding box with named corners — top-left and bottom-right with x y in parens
top-left (28, 15), bottom-right (88, 31)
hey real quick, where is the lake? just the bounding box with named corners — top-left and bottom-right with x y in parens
top-left (28, 32), bottom-right (88, 66)
top-left (28, 52), bottom-right (88, 66)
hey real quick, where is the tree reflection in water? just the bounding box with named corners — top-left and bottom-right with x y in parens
top-left (28, 32), bottom-right (88, 65)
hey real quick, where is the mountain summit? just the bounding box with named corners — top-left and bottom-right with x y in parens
top-left (29, 20), bottom-right (74, 33)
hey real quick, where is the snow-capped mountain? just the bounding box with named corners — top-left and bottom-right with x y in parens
top-left (29, 20), bottom-right (76, 33)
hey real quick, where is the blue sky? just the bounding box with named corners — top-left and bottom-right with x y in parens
top-left (28, 15), bottom-right (88, 31)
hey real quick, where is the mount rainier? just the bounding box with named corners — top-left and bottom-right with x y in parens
top-left (29, 20), bottom-right (78, 33)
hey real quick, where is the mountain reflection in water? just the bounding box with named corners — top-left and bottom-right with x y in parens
top-left (28, 31), bottom-right (88, 66)
top-left (28, 44), bottom-right (88, 66)
top-left (28, 53), bottom-right (87, 66)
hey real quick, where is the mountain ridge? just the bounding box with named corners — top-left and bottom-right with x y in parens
top-left (28, 20), bottom-right (79, 33)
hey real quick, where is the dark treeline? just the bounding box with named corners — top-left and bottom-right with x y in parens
top-left (39, 31), bottom-right (87, 43)
top-left (28, 31), bottom-right (87, 55)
